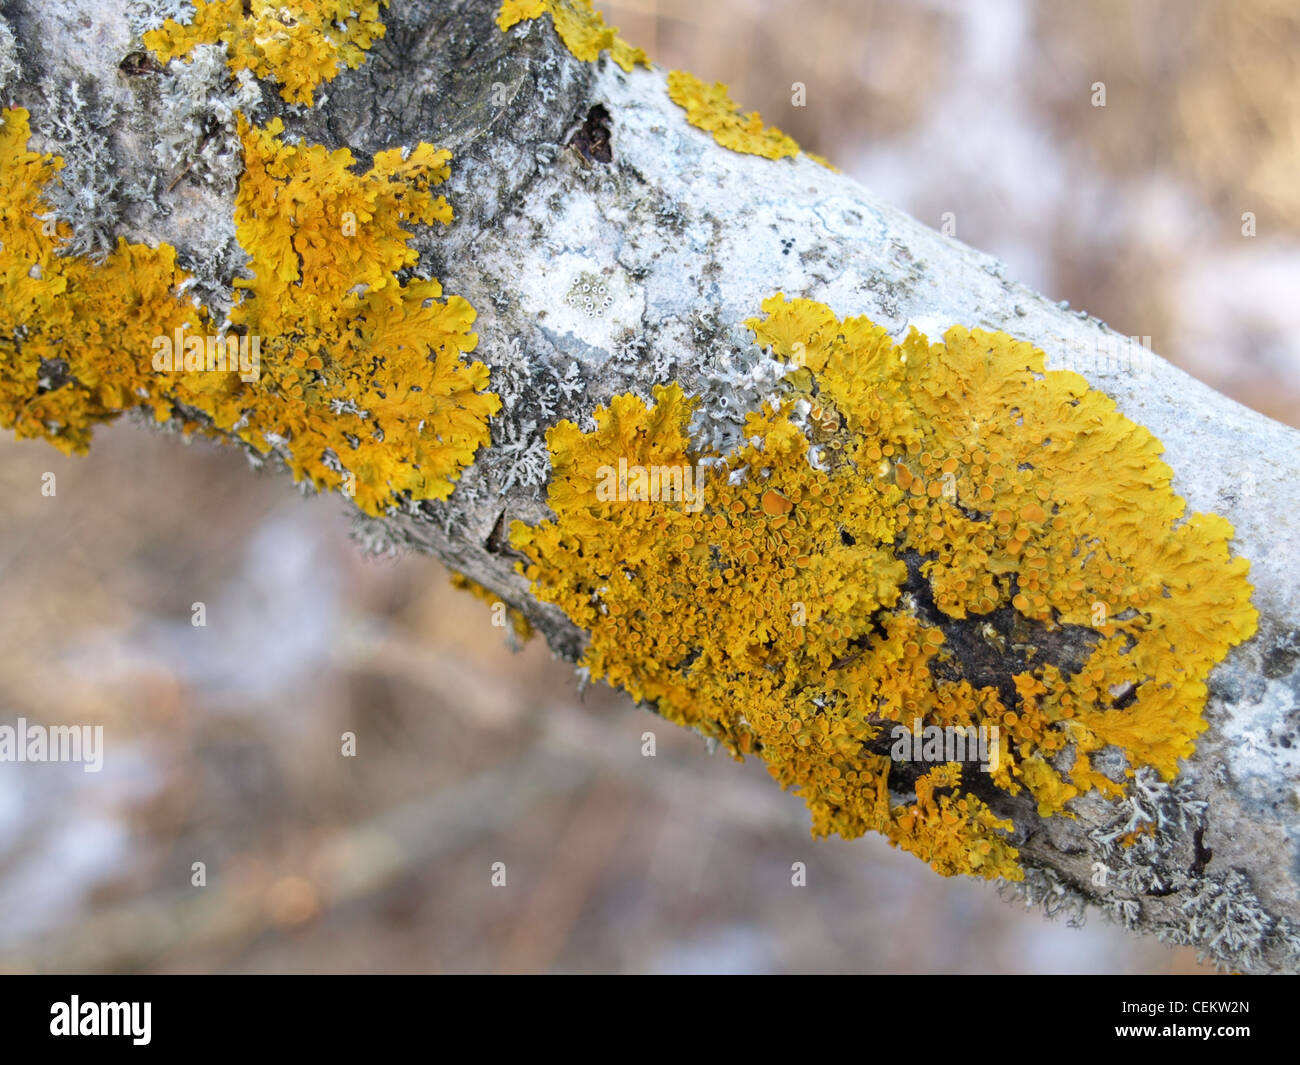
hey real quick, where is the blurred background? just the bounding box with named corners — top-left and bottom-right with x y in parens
top-left (3, 0), bottom-right (1298, 974)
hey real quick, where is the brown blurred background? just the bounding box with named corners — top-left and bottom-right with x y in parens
top-left (3, 0), bottom-right (1298, 973)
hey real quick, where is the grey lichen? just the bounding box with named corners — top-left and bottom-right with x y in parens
top-left (31, 78), bottom-right (129, 260)
top-left (349, 514), bottom-right (407, 560)
top-left (1110, 896), bottom-right (1142, 929)
top-left (126, 0), bottom-right (195, 37)
top-left (475, 335), bottom-right (590, 497)
top-left (171, 225), bottom-right (250, 325)
top-left (492, 419), bottom-right (553, 494)
top-left (686, 326), bottom-right (790, 456)
top-left (1003, 764), bottom-right (1300, 972)
top-left (0, 17), bottom-right (19, 95)
top-left (1090, 767), bottom-right (1206, 855)
top-left (1167, 870), bottom-right (1288, 971)
top-left (1006, 865), bottom-right (1089, 929)
top-left (149, 43), bottom-right (262, 195)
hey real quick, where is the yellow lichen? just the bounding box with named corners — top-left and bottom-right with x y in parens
top-left (803, 151), bottom-right (840, 172)
top-left (1120, 822), bottom-right (1156, 848)
top-left (511, 295), bottom-right (1258, 879)
top-left (144, 0), bottom-right (390, 105)
top-left (492, 6), bottom-right (835, 167)
top-left (0, 107), bottom-right (499, 517)
top-left (666, 71), bottom-right (801, 161)
top-left (496, 0), bottom-right (649, 72)
top-left (0, 108), bottom-right (205, 451)
top-left (449, 573), bottom-right (535, 642)
top-left (222, 117), bottom-right (498, 514)
top-left (664, 71), bottom-right (837, 168)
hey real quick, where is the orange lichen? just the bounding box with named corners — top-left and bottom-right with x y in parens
top-left (144, 0), bottom-right (390, 105)
top-left (221, 117), bottom-right (498, 514)
top-left (0, 107), bottom-right (205, 450)
top-left (1120, 822), bottom-right (1157, 848)
top-left (511, 295), bottom-right (1258, 878)
top-left (666, 71), bottom-right (836, 168)
top-left (0, 107), bottom-right (498, 517)
top-left (496, 0), bottom-right (649, 72)
top-left (449, 573), bottom-right (535, 642)
top-left (665, 71), bottom-right (800, 161)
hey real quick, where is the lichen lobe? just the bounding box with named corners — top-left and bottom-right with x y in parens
top-left (0, 3), bottom-right (501, 517)
top-left (511, 295), bottom-right (1258, 879)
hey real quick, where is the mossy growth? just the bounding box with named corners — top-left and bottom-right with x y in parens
top-left (511, 295), bottom-right (1258, 878)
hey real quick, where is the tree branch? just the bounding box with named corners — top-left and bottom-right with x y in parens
top-left (2, 0), bottom-right (1298, 972)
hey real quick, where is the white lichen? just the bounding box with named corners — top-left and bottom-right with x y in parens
top-left (1090, 767), bottom-right (1206, 853)
top-left (493, 418), bottom-right (552, 494)
top-left (1173, 870), bottom-right (1274, 971)
top-left (172, 228), bottom-right (252, 325)
top-left (349, 514), bottom-right (407, 559)
top-left (1005, 866), bottom-right (1088, 929)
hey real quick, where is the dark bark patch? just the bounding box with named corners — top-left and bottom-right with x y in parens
top-left (118, 52), bottom-right (165, 78)
top-left (1189, 824), bottom-right (1213, 876)
top-left (1262, 629), bottom-right (1300, 679)
top-left (569, 104), bottom-right (613, 164)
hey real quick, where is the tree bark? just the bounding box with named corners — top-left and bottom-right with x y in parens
top-left (3, 0), bottom-right (1299, 972)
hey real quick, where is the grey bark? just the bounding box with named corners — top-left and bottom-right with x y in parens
top-left (3, 0), bottom-right (1299, 972)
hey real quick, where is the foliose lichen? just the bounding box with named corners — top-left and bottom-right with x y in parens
top-left (665, 71), bottom-right (801, 161)
top-left (29, 79), bottom-right (133, 261)
top-left (509, 295), bottom-right (1258, 878)
top-left (2, 3), bottom-right (499, 517)
top-left (127, 0), bottom-right (197, 38)
top-left (148, 41), bottom-right (263, 195)
top-left (496, 0), bottom-right (649, 73)
top-left (0, 17), bottom-right (20, 95)
top-left (144, 0), bottom-right (391, 105)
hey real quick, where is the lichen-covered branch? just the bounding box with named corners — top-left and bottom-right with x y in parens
top-left (2, 0), bottom-right (1298, 972)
